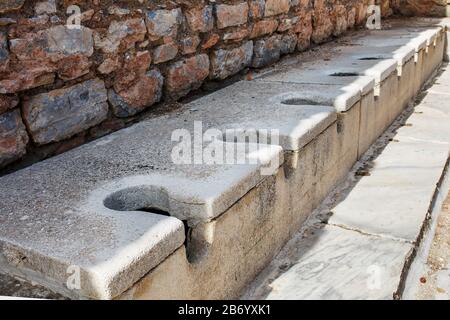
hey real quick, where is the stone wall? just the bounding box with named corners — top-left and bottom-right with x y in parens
top-left (0, 0), bottom-right (389, 170)
top-left (391, 0), bottom-right (448, 16)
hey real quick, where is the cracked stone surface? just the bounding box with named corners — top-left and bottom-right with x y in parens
top-left (242, 223), bottom-right (413, 300)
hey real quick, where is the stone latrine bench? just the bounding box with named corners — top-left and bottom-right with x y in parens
top-left (256, 24), bottom-right (446, 156)
top-left (0, 21), bottom-right (448, 299)
top-left (244, 22), bottom-right (450, 300)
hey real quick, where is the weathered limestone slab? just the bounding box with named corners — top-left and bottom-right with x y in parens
top-left (256, 64), bottom-right (373, 161)
top-left (349, 26), bottom-right (444, 95)
top-left (350, 29), bottom-right (430, 51)
top-left (0, 32), bottom-right (9, 73)
top-left (0, 79), bottom-right (338, 299)
top-left (256, 78), bottom-right (364, 112)
top-left (243, 224), bottom-right (413, 300)
top-left (339, 45), bottom-right (415, 70)
top-left (243, 30), bottom-right (448, 300)
top-left (341, 45), bottom-right (418, 120)
top-left (403, 154), bottom-right (450, 300)
top-left (150, 19), bottom-right (447, 302)
top-left (428, 68), bottom-right (450, 95)
top-left (0, 207), bottom-right (185, 300)
top-left (186, 79), bottom-right (360, 254)
top-left (283, 117), bottom-right (358, 234)
top-left (257, 65), bottom-right (375, 111)
top-left (420, 28), bottom-right (446, 83)
top-left (256, 23), bottom-right (446, 159)
top-left (328, 53), bottom-right (399, 96)
top-left (0, 127), bottom-right (282, 299)
top-left (358, 46), bottom-right (416, 115)
top-left (356, 92), bottom-right (378, 159)
top-left (398, 65), bottom-right (450, 142)
top-left (350, 29), bottom-right (426, 53)
top-left (71, 80), bottom-right (338, 225)
top-left (244, 83), bottom-right (449, 302)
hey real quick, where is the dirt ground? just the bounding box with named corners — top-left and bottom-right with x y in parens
top-left (415, 191), bottom-right (450, 300)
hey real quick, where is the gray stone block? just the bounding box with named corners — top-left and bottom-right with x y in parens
top-left (23, 79), bottom-right (109, 145)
